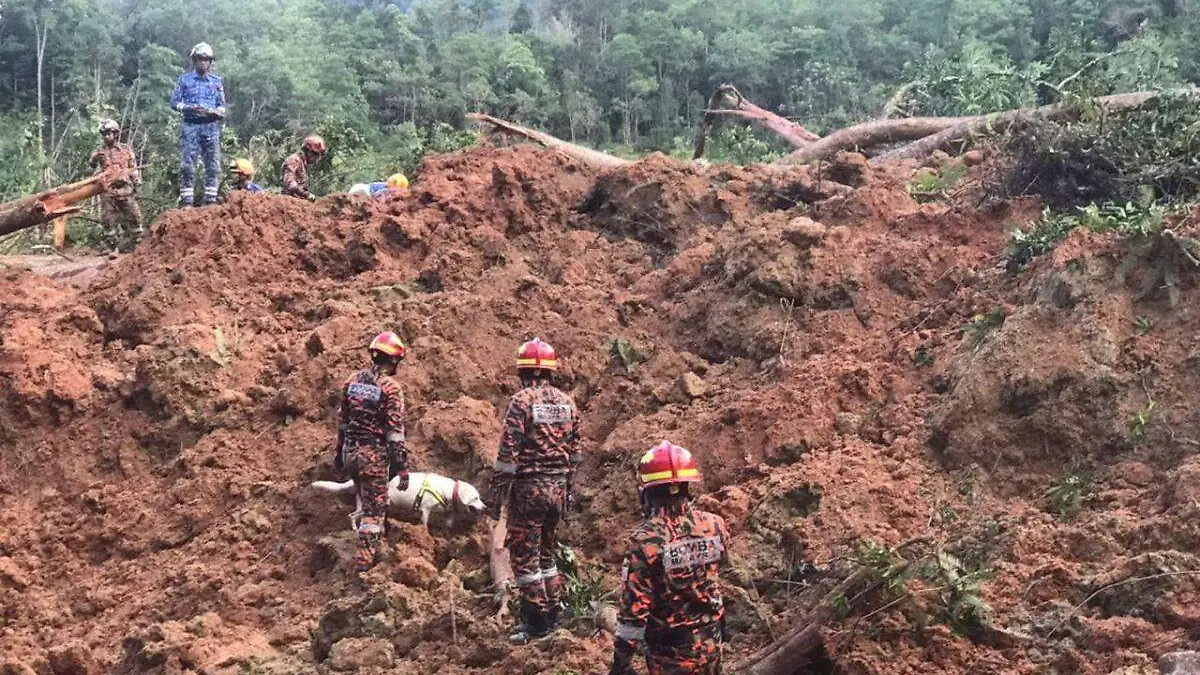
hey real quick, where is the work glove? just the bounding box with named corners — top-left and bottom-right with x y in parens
top-left (485, 476), bottom-right (510, 520)
top-left (388, 451), bottom-right (407, 488)
top-left (485, 497), bottom-right (503, 521)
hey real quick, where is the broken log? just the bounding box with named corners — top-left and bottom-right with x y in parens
top-left (776, 116), bottom-right (975, 165)
top-left (468, 113), bottom-right (631, 170)
top-left (693, 84), bottom-right (820, 159)
top-left (874, 90), bottom-right (1184, 163)
top-left (730, 569), bottom-right (870, 674)
top-left (0, 175), bottom-right (106, 237)
top-left (0, 167), bottom-right (140, 238)
top-left (777, 88), bottom-right (1198, 165)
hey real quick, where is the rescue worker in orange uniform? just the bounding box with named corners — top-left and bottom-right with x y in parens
top-left (281, 134), bottom-right (326, 200)
top-left (610, 441), bottom-right (730, 675)
top-left (486, 338), bottom-right (581, 642)
top-left (334, 331), bottom-right (408, 575)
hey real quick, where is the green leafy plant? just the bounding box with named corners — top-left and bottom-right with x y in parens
top-left (907, 162), bottom-right (967, 202)
top-left (927, 551), bottom-right (992, 636)
top-left (1133, 316), bottom-right (1154, 335)
top-left (1044, 473), bottom-right (1095, 517)
top-left (555, 544), bottom-right (612, 620)
top-left (961, 308), bottom-right (1006, 347)
top-left (609, 337), bottom-right (644, 374)
top-left (1129, 402), bottom-right (1157, 444)
top-left (1008, 201), bottom-right (1166, 271)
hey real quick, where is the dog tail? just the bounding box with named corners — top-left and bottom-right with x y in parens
top-left (311, 479), bottom-right (356, 495)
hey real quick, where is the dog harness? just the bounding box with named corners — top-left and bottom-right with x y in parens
top-left (413, 476), bottom-right (462, 511)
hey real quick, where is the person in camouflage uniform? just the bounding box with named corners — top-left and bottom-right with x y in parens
top-left (486, 337), bottom-right (581, 643)
top-left (334, 331), bottom-right (408, 576)
top-left (88, 119), bottom-right (143, 252)
top-left (171, 43), bottom-right (226, 207)
top-left (610, 441), bottom-right (729, 675)
top-left (281, 135), bottom-right (326, 200)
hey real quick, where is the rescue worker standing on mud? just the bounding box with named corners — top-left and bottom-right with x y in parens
top-left (610, 441), bottom-right (730, 675)
top-left (487, 338), bottom-right (581, 643)
top-left (88, 119), bottom-right (143, 252)
top-left (281, 135), bottom-right (326, 200)
top-left (170, 42), bottom-right (226, 207)
top-left (334, 331), bottom-right (408, 577)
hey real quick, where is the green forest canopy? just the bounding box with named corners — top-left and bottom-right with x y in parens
top-left (0, 0), bottom-right (1195, 213)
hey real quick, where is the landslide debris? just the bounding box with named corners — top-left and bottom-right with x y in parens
top-left (1, 143), bottom-right (1198, 675)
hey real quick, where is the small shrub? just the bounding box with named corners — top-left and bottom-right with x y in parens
top-left (555, 544), bottom-right (611, 620)
top-left (1133, 316), bottom-right (1154, 335)
top-left (1008, 201), bottom-right (1166, 270)
top-left (1129, 402), bottom-right (1157, 444)
top-left (907, 162), bottom-right (967, 202)
top-left (1045, 473), bottom-right (1094, 517)
top-left (609, 337), bottom-right (644, 373)
top-left (961, 308), bottom-right (1006, 347)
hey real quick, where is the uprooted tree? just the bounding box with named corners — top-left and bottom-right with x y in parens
top-left (472, 88), bottom-right (1199, 172)
top-left (693, 84), bottom-right (821, 159)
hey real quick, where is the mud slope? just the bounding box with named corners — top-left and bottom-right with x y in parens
top-left (1, 144), bottom-right (1195, 674)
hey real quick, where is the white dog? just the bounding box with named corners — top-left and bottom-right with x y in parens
top-left (312, 471), bottom-right (487, 529)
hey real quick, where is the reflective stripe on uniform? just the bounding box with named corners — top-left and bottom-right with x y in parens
top-left (514, 570), bottom-right (543, 587)
top-left (615, 623), bottom-right (646, 641)
top-left (358, 521), bottom-right (383, 534)
top-left (540, 565), bottom-right (559, 579)
top-left (494, 461), bottom-right (518, 474)
top-left (386, 432), bottom-right (404, 443)
top-left (640, 467), bottom-right (700, 482)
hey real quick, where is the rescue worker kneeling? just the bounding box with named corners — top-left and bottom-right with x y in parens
top-left (610, 441), bottom-right (729, 675)
top-left (333, 331), bottom-right (408, 576)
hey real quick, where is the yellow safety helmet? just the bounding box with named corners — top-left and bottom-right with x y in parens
top-left (386, 173), bottom-right (409, 190)
top-left (229, 158), bottom-right (255, 177)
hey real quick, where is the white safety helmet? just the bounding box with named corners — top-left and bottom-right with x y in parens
top-left (348, 183), bottom-right (371, 197)
top-left (98, 119), bottom-right (121, 135)
top-left (190, 42), bottom-right (214, 60)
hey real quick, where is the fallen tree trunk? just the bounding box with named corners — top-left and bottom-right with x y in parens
top-left (777, 116), bottom-right (975, 165)
top-left (0, 174), bottom-right (106, 237)
top-left (0, 165), bottom-right (143, 238)
top-left (693, 84), bottom-right (820, 159)
top-left (731, 569), bottom-right (870, 674)
top-left (779, 89), bottom-right (1196, 165)
top-left (874, 90), bottom-right (1178, 163)
top-left (468, 113), bottom-right (631, 170)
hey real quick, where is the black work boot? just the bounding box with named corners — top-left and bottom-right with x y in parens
top-left (508, 605), bottom-right (551, 644)
top-left (546, 601), bottom-right (567, 631)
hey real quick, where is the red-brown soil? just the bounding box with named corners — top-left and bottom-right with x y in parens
top-left (1, 143), bottom-right (1196, 674)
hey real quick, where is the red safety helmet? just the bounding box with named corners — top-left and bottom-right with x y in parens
top-left (368, 331), bottom-right (406, 359)
top-left (638, 441), bottom-right (701, 488)
top-left (516, 337), bottom-right (557, 371)
top-left (303, 134), bottom-right (327, 154)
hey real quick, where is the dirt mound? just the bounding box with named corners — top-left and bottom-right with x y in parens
top-left (2, 144), bottom-right (1198, 674)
